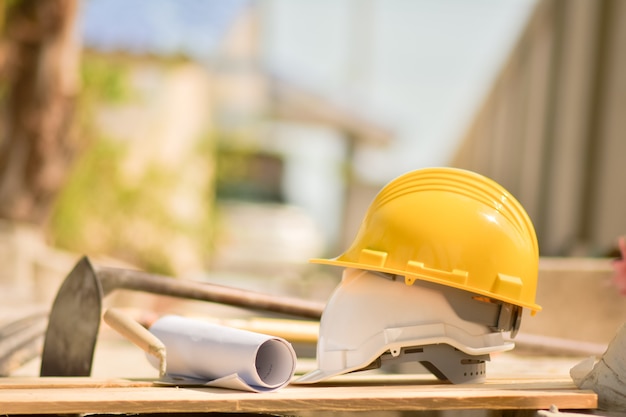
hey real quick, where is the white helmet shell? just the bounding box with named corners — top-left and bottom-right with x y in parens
top-left (295, 269), bottom-right (516, 384)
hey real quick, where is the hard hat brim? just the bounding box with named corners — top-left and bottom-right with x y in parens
top-left (310, 257), bottom-right (542, 314)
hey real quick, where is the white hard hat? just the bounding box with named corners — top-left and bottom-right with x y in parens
top-left (294, 268), bottom-right (520, 384)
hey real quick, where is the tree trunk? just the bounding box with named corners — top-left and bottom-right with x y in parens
top-left (0, 0), bottom-right (80, 226)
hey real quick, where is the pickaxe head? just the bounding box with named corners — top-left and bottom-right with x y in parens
top-left (40, 256), bottom-right (103, 376)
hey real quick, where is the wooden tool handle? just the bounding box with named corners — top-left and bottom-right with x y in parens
top-left (96, 265), bottom-right (325, 320)
top-left (103, 308), bottom-right (167, 377)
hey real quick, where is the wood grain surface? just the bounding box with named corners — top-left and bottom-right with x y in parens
top-left (0, 376), bottom-right (597, 415)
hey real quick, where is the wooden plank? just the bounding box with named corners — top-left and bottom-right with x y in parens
top-left (0, 377), bottom-right (154, 389)
top-left (0, 375), bottom-right (582, 390)
top-left (0, 376), bottom-right (597, 415)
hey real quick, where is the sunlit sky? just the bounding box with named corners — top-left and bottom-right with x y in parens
top-left (81, 0), bottom-right (537, 185)
top-left (261, 0), bottom-right (537, 184)
top-left (79, 0), bottom-right (539, 248)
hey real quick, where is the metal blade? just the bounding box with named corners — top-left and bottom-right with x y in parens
top-left (40, 257), bottom-right (103, 376)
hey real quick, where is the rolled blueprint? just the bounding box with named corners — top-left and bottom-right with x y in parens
top-left (147, 315), bottom-right (297, 392)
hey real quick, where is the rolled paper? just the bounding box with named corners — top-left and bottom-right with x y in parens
top-left (146, 315), bottom-right (297, 392)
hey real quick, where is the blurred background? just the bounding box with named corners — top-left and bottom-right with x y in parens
top-left (0, 0), bottom-right (625, 334)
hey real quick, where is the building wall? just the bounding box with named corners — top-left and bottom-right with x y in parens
top-left (451, 0), bottom-right (626, 256)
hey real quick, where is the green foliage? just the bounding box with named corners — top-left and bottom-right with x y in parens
top-left (0, 0), bottom-right (22, 34)
top-left (50, 134), bottom-right (215, 274)
top-left (81, 54), bottom-right (134, 104)
top-left (75, 54), bottom-right (135, 137)
top-left (49, 56), bottom-right (215, 275)
top-left (49, 138), bottom-right (125, 254)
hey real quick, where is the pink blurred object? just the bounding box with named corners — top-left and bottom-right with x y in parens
top-left (612, 237), bottom-right (626, 295)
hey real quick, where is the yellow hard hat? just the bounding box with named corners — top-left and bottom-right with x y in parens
top-left (311, 167), bottom-right (541, 314)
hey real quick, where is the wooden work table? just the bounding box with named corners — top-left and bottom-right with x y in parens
top-left (2, 334), bottom-right (600, 416)
top-left (0, 374), bottom-right (597, 416)
top-left (0, 307), bottom-right (604, 416)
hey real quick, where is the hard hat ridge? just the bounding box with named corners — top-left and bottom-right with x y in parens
top-left (373, 168), bottom-right (535, 244)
